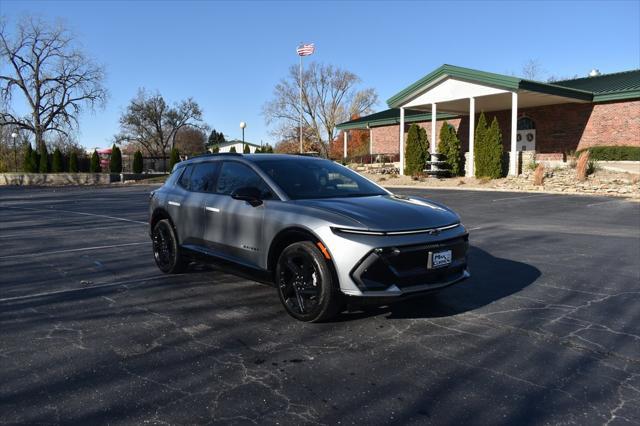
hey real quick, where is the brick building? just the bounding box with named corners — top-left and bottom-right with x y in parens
top-left (336, 65), bottom-right (640, 176)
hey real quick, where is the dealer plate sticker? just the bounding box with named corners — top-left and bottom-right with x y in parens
top-left (431, 250), bottom-right (452, 268)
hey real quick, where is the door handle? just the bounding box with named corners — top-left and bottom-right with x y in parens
top-left (168, 201), bottom-right (181, 207)
top-left (205, 206), bottom-right (220, 213)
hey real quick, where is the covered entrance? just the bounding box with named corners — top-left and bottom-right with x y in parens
top-left (385, 65), bottom-right (593, 176)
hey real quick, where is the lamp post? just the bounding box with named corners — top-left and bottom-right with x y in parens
top-left (239, 121), bottom-right (246, 152)
top-left (10, 132), bottom-right (18, 172)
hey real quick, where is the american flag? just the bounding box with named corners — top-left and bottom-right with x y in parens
top-left (296, 43), bottom-right (315, 56)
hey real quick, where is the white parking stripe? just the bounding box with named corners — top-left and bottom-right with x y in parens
top-left (0, 205), bottom-right (147, 225)
top-left (491, 194), bottom-right (551, 202)
top-left (0, 242), bottom-right (149, 260)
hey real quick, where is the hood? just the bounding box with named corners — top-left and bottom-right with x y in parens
top-left (293, 195), bottom-right (459, 231)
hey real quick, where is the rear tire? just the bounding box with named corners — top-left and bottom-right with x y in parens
top-left (276, 241), bottom-right (342, 322)
top-left (152, 219), bottom-right (187, 274)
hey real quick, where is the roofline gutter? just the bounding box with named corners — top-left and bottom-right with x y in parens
top-left (336, 112), bottom-right (459, 130)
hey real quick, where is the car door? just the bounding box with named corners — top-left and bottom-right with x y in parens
top-left (203, 161), bottom-right (273, 268)
top-left (171, 162), bottom-right (216, 246)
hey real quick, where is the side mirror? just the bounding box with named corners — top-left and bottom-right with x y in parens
top-left (231, 186), bottom-right (263, 207)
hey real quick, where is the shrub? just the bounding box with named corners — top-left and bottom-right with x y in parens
top-left (533, 163), bottom-right (545, 186)
top-left (437, 122), bottom-right (463, 176)
top-left (169, 147), bottom-right (181, 170)
top-left (52, 148), bottom-right (63, 172)
top-left (229, 146), bottom-right (237, 153)
top-left (69, 152), bottom-right (79, 173)
top-left (576, 146), bottom-right (640, 161)
top-left (526, 158), bottom-right (538, 172)
top-left (110, 145), bottom-right (122, 172)
top-left (243, 144), bottom-right (250, 154)
top-left (23, 144), bottom-right (33, 172)
top-left (576, 150), bottom-right (590, 181)
top-left (404, 124), bottom-right (429, 176)
top-left (133, 150), bottom-right (143, 173)
top-left (30, 149), bottom-right (39, 173)
top-left (39, 144), bottom-right (49, 173)
top-left (90, 150), bottom-right (101, 172)
top-left (475, 114), bottom-right (503, 179)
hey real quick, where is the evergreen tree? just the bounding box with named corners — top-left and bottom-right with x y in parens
top-left (110, 144), bottom-right (122, 173)
top-left (38, 144), bottom-right (49, 173)
top-left (474, 113), bottom-right (503, 178)
top-left (169, 147), bottom-right (181, 170)
top-left (23, 144), bottom-right (33, 172)
top-left (207, 129), bottom-right (226, 151)
top-left (30, 149), bottom-right (39, 173)
top-left (473, 112), bottom-right (489, 178)
top-left (404, 124), bottom-right (429, 176)
top-left (243, 143), bottom-right (250, 154)
top-left (255, 147), bottom-right (262, 154)
top-left (52, 148), bottom-right (63, 172)
top-left (133, 150), bottom-right (143, 173)
top-left (229, 146), bottom-right (237, 153)
top-left (90, 150), bottom-right (101, 172)
top-left (265, 144), bottom-right (274, 153)
top-left (437, 122), bottom-right (463, 176)
top-left (69, 152), bottom-right (79, 173)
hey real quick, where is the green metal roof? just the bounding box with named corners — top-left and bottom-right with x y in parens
top-left (552, 70), bottom-right (640, 102)
top-left (385, 64), bottom-right (638, 108)
top-left (335, 109), bottom-right (458, 130)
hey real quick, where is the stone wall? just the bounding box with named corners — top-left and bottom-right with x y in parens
top-left (0, 173), bottom-right (117, 186)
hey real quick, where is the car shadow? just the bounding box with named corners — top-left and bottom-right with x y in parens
top-left (336, 246), bottom-right (541, 321)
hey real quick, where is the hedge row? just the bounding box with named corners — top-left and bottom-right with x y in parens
top-left (576, 146), bottom-right (640, 161)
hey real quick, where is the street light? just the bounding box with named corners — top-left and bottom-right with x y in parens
top-left (10, 132), bottom-right (18, 172)
top-left (239, 121), bottom-right (246, 152)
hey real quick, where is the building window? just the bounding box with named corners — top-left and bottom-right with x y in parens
top-left (517, 117), bottom-right (536, 130)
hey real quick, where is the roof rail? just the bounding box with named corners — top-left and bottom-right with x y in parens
top-left (192, 152), bottom-right (243, 159)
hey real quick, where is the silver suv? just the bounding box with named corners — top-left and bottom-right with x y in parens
top-left (149, 154), bottom-right (469, 322)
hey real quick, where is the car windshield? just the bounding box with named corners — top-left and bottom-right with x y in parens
top-left (255, 158), bottom-right (387, 200)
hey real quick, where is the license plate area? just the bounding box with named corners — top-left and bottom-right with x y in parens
top-left (429, 249), bottom-right (452, 269)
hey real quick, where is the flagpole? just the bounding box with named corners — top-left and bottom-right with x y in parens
top-left (299, 52), bottom-right (303, 154)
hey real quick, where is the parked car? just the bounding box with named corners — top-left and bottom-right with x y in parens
top-left (149, 153), bottom-right (469, 322)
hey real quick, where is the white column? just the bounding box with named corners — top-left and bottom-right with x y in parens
top-left (343, 131), bottom-right (348, 159)
top-left (510, 91), bottom-right (518, 176)
top-left (431, 103), bottom-right (437, 154)
top-left (467, 97), bottom-right (475, 177)
top-left (399, 107), bottom-right (405, 175)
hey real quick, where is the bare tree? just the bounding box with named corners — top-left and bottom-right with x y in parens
top-left (115, 89), bottom-right (204, 165)
top-left (174, 127), bottom-right (207, 156)
top-left (0, 17), bottom-right (107, 153)
top-left (521, 59), bottom-right (544, 80)
top-left (263, 62), bottom-right (377, 156)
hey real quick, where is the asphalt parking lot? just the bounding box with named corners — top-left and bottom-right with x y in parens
top-left (1, 185), bottom-right (639, 425)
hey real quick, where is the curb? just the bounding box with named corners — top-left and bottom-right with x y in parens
top-left (383, 184), bottom-right (639, 200)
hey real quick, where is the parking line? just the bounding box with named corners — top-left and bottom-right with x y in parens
top-left (0, 242), bottom-right (149, 260)
top-left (0, 205), bottom-right (147, 225)
top-left (491, 194), bottom-right (551, 202)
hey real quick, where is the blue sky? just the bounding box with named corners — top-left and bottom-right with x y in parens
top-left (2, 0), bottom-right (639, 149)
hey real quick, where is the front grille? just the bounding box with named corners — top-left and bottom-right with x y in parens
top-left (351, 235), bottom-right (468, 291)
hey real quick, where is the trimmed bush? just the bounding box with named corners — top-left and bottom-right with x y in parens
top-left (39, 144), bottom-right (49, 173)
top-left (23, 144), bottom-right (34, 172)
top-left (437, 122), bottom-right (463, 176)
top-left (404, 124), bottom-right (429, 176)
top-left (229, 146), bottom-right (237, 153)
top-left (133, 150), bottom-right (143, 173)
top-left (110, 144), bottom-right (122, 173)
top-left (30, 149), bottom-right (39, 173)
top-left (576, 146), bottom-right (640, 161)
top-left (69, 152), bottom-right (79, 173)
top-left (52, 148), bottom-right (63, 172)
top-left (90, 150), bottom-right (101, 172)
top-left (169, 147), bottom-right (181, 170)
top-left (243, 144), bottom-right (250, 154)
top-left (474, 114), bottom-right (503, 179)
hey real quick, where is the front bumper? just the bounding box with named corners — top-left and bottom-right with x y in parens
top-left (344, 235), bottom-right (469, 297)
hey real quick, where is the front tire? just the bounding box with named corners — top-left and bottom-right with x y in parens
top-left (152, 219), bottom-right (187, 274)
top-left (276, 241), bottom-right (341, 322)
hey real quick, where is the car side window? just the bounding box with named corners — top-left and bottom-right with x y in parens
top-left (216, 162), bottom-right (273, 199)
top-left (188, 162), bottom-right (219, 192)
top-left (178, 165), bottom-right (193, 190)
top-left (177, 162), bottom-right (219, 192)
